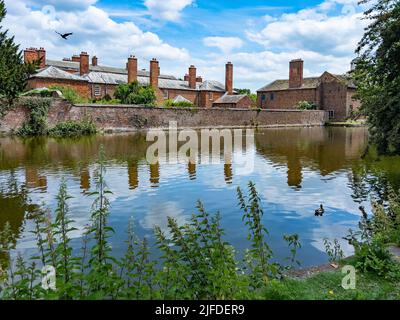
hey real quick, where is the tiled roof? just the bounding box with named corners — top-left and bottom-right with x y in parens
top-left (257, 77), bottom-right (320, 92)
top-left (84, 71), bottom-right (225, 92)
top-left (173, 95), bottom-right (191, 103)
top-left (46, 59), bottom-right (176, 79)
top-left (214, 94), bottom-right (248, 104)
top-left (257, 73), bottom-right (356, 92)
top-left (37, 61), bottom-right (226, 92)
top-left (33, 66), bottom-right (86, 81)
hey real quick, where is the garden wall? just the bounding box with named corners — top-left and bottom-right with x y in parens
top-left (0, 98), bottom-right (328, 133)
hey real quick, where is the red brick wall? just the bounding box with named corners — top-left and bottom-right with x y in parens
top-left (318, 73), bottom-right (347, 121)
top-left (258, 88), bottom-right (318, 109)
top-left (200, 91), bottom-right (225, 108)
top-left (27, 78), bottom-right (90, 99)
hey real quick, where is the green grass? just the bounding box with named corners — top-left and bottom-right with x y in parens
top-left (261, 267), bottom-right (400, 300)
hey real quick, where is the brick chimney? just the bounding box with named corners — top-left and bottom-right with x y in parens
top-left (189, 65), bottom-right (196, 89)
top-left (225, 62), bottom-right (233, 95)
top-left (72, 55), bottom-right (80, 62)
top-left (196, 76), bottom-right (203, 83)
top-left (79, 52), bottom-right (89, 76)
top-left (92, 56), bottom-right (98, 66)
top-left (37, 48), bottom-right (46, 69)
top-left (24, 48), bottom-right (38, 64)
top-left (184, 74), bottom-right (189, 81)
top-left (289, 59), bottom-right (303, 88)
top-left (127, 55), bottom-right (138, 83)
top-left (150, 58), bottom-right (159, 89)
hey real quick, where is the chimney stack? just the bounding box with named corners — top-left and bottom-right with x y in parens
top-left (150, 58), bottom-right (159, 89)
top-left (127, 55), bottom-right (138, 83)
top-left (196, 76), bottom-right (203, 83)
top-left (79, 52), bottom-right (89, 76)
top-left (72, 55), bottom-right (81, 62)
top-left (225, 62), bottom-right (233, 95)
top-left (92, 56), bottom-right (98, 66)
top-left (37, 48), bottom-right (46, 69)
top-left (24, 47), bottom-right (46, 68)
top-left (24, 48), bottom-right (38, 65)
top-left (184, 74), bottom-right (189, 81)
top-left (289, 59), bottom-right (303, 88)
top-left (189, 65), bottom-right (197, 89)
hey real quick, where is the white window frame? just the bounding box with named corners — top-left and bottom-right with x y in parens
top-left (163, 90), bottom-right (169, 99)
top-left (94, 84), bottom-right (101, 97)
top-left (209, 92), bottom-right (213, 101)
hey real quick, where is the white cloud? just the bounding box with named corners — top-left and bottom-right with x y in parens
top-left (3, 0), bottom-right (190, 67)
top-left (246, 6), bottom-right (366, 57)
top-left (28, 0), bottom-right (98, 11)
top-left (144, 0), bottom-right (194, 21)
top-left (203, 36), bottom-right (244, 54)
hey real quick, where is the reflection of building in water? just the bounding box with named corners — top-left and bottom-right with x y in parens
top-left (255, 127), bottom-right (368, 188)
top-left (149, 163), bottom-right (160, 187)
top-left (25, 167), bottom-right (47, 192)
top-left (188, 162), bottom-right (196, 180)
top-left (224, 163), bottom-right (233, 184)
top-left (128, 161), bottom-right (139, 190)
top-left (80, 167), bottom-right (91, 191)
top-left (287, 154), bottom-right (302, 189)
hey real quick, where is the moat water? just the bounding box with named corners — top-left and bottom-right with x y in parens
top-left (1, 127), bottom-right (399, 267)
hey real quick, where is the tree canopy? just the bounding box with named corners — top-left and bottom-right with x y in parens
top-left (114, 81), bottom-right (156, 105)
top-left (0, 0), bottom-right (37, 116)
top-left (353, 0), bottom-right (400, 154)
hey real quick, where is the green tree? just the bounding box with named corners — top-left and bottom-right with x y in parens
top-left (352, 0), bottom-right (400, 154)
top-left (0, 0), bottom-right (37, 115)
top-left (114, 81), bottom-right (156, 105)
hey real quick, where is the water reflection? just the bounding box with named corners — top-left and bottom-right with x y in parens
top-left (1, 127), bottom-right (399, 267)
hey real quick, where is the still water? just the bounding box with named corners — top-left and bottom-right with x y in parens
top-left (1, 127), bottom-right (399, 267)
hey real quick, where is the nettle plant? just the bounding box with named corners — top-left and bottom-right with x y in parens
top-left (0, 150), bottom-right (305, 300)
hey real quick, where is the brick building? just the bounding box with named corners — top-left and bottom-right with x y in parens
top-left (24, 48), bottom-right (248, 108)
top-left (257, 59), bottom-right (360, 121)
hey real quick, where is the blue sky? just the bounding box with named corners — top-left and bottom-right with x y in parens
top-left (4, 0), bottom-right (368, 90)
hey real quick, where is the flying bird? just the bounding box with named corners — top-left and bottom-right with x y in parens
top-left (55, 31), bottom-right (73, 40)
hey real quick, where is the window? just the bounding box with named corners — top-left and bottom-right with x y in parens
top-left (94, 85), bottom-right (101, 97)
top-left (209, 92), bottom-right (213, 101)
top-left (270, 93), bottom-right (274, 101)
top-left (261, 94), bottom-right (266, 101)
top-left (163, 90), bottom-right (169, 99)
top-left (328, 110), bottom-right (335, 119)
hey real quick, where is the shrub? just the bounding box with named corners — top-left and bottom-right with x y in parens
top-left (48, 86), bottom-right (88, 104)
top-left (164, 99), bottom-right (193, 108)
top-left (48, 119), bottom-right (97, 137)
top-left (296, 101), bottom-right (317, 110)
top-left (17, 98), bottom-right (50, 136)
top-left (114, 81), bottom-right (156, 105)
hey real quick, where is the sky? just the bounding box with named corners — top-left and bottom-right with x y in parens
top-left (3, 0), bottom-right (369, 91)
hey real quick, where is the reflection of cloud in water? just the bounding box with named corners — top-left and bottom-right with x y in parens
top-left (140, 201), bottom-right (189, 234)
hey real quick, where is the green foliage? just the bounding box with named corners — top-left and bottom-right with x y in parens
top-left (0, 0), bottom-right (37, 114)
top-left (48, 119), bottom-right (97, 137)
top-left (283, 234), bottom-right (301, 269)
top-left (164, 99), bottom-right (194, 108)
top-left (48, 86), bottom-right (87, 104)
top-left (234, 88), bottom-right (251, 95)
top-left (352, 0), bottom-right (400, 155)
top-left (323, 238), bottom-right (344, 263)
top-left (234, 88), bottom-right (257, 107)
top-left (17, 98), bottom-right (97, 137)
top-left (17, 98), bottom-right (50, 136)
top-left (344, 187), bottom-right (400, 280)
top-left (114, 81), bottom-right (156, 105)
top-left (237, 182), bottom-right (282, 288)
top-left (296, 101), bottom-right (317, 110)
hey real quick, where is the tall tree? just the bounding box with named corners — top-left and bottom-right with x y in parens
top-left (353, 0), bottom-right (400, 155)
top-left (0, 0), bottom-right (36, 116)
